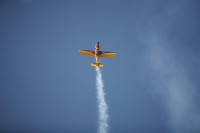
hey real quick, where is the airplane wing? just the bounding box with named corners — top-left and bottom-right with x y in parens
top-left (99, 51), bottom-right (116, 57)
top-left (79, 50), bottom-right (95, 57)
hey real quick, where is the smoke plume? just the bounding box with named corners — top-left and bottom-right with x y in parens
top-left (95, 67), bottom-right (109, 133)
top-left (147, 36), bottom-right (200, 133)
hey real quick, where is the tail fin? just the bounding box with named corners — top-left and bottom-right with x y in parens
top-left (91, 63), bottom-right (103, 67)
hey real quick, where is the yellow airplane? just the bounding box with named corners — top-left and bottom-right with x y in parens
top-left (79, 42), bottom-right (116, 67)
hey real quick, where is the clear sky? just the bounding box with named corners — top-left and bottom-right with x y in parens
top-left (1, 0), bottom-right (200, 133)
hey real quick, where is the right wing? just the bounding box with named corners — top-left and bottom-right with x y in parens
top-left (99, 51), bottom-right (116, 57)
top-left (79, 50), bottom-right (95, 57)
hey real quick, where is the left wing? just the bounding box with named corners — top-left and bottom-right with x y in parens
top-left (99, 51), bottom-right (116, 57)
top-left (79, 50), bottom-right (95, 57)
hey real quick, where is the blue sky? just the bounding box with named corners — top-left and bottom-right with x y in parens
top-left (1, 0), bottom-right (200, 133)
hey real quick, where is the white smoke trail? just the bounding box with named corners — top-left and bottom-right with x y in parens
top-left (95, 66), bottom-right (109, 133)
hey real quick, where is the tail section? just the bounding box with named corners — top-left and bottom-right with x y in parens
top-left (91, 63), bottom-right (103, 67)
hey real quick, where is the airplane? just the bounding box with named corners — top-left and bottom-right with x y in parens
top-left (79, 42), bottom-right (116, 67)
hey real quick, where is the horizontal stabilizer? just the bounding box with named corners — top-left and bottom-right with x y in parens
top-left (91, 63), bottom-right (103, 67)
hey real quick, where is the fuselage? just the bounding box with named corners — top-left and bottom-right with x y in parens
top-left (95, 42), bottom-right (100, 63)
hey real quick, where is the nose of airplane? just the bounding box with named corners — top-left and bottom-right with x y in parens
top-left (95, 44), bottom-right (99, 49)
